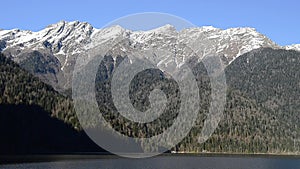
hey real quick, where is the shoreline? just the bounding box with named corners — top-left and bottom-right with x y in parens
top-left (170, 151), bottom-right (300, 157)
top-left (1, 152), bottom-right (299, 165)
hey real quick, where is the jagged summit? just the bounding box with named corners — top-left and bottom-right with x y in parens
top-left (146, 24), bottom-right (177, 33)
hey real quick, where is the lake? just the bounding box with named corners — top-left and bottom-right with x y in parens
top-left (1, 155), bottom-right (299, 169)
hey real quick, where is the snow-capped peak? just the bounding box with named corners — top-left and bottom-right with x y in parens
top-left (90, 25), bottom-right (129, 46)
top-left (147, 24), bottom-right (177, 34)
top-left (199, 26), bottom-right (221, 31)
top-left (94, 25), bottom-right (127, 37)
top-left (284, 44), bottom-right (300, 52)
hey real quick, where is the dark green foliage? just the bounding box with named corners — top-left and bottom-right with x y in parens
top-left (174, 48), bottom-right (299, 154)
top-left (226, 48), bottom-right (300, 115)
top-left (93, 50), bottom-right (299, 154)
top-left (0, 53), bottom-right (79, 129)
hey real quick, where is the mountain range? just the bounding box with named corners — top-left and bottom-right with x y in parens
top-left (1, 21), bottom-right (299, 92)
top-left (0, 21), bottom-right (299, 155)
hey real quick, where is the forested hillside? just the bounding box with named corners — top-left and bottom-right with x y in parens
top-left (93, 51), bottom-right (299, 154)
top-left (0, 48), bottom-right (299, 155)
top-left (0, 53), bottom-right (102, 154)
top-left (0, 53), bottom-right (78, 128)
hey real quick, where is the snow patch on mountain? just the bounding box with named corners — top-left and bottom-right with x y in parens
top-left (285, 44), bottom-right (300, 52)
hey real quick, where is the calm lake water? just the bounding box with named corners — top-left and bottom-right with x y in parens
top-left (1, 155), bottom-right (299, 169)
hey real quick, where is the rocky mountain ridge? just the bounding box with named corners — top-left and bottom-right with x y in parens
top-left (0, 21), bottom-right (298, 91)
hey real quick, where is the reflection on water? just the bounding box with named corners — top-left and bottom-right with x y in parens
top-left (1, 156), bottom-right (300, 169)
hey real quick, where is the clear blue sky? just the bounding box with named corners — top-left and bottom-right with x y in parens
top-left (1, 0), bottom-right (299, 46)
